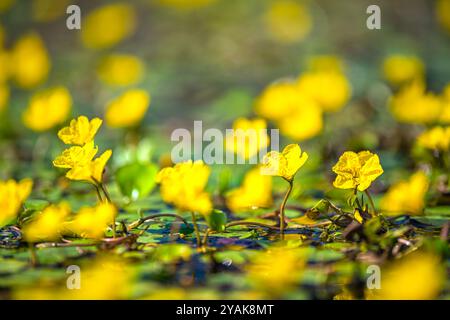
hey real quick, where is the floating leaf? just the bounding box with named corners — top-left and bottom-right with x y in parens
top-left (116, 162), bottom-right (158, 201)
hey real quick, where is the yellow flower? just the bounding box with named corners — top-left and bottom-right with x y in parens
top-left (382, 55), bottom-right (424, 86)
top-left (368, 252), bottom-right (445, 300)
top-left (297, 70), bottom-right (352, 112)
top-left (53, 141), bottom-right (98, 169)
top-left (65, 257), bottom-right (131, 299)
top-left (0, 179), bottom-right (33, 227)
top-left (306, 55), bottom-right (346, 73)
top-left (277, 98), bottom-right (323, 141)
top-left (97, 54), bottom-right (144, 87)
top-left (10, 32), bottom-right (50, 88)
top-left (416, 126), bottom-right (450, 151)
top-left (53, 142), bottom-right (112, 184)
top-left (22, 203), bottom-right (70, 242)
top-left (226, 167), bottom-right (273, 212)
top-left (380, 171), bottom-right (429, 215)
top-left (225, 117), bottom-right (269, 160)
top-left (156, 160), bottom-right (212, 215)
top-left (255, 81), bottom-right (323, 140)
top-left (58, 116), bottom-right (103, 146)
top-left (32, 0), bottom-right (70, 22)
top-left (66, 150), bottom-right (112, 184)
top-left (262, 144), bottom-right (308, 182)
top-left (0, 84), bottom-right (9, 112)
top-left (389, 81), bottom-right (443, 124)
top-left (255, 81), bottom-right (304, 120)
top-left (65, 203), bottom-right (117, 239)
top-left (105, 89), bottom-right (150, 128)
top-left (81, 3), bottom-right (136, 49)
top-left (264, 0), bottom-right (312, 43)
top-left (332, 151), bottom-right (383, 191)
top-left (13, 256), bottom-right (133, 300)
top-left (246, 248), bottom-right (306, 296)
top-left (22, 86), bottom-right (72, 132)
top-left (436, 0), bottom-right (450, 34)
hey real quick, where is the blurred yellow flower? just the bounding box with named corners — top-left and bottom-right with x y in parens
top-left (32, 0), bottom-right (70, 22)
top-left (226, 167), bottom-right (272, 212)
top-left (380, 171), bottom-right (429, 215)
top-left (255, 81), bottom-right (303, 120)
top-left (417, 126), bottom-right (450, 151)
top-left (0, 0), bottom-right (15, 13)
top-left (13, 257), bottom-right (132, 300)
top-left (382, 55), bottom-right (424, 86)
top-left (81, 3), bottom-right (136, 49)
top-left (332, 151), bottom-right (383, 191)
top-left (369, 252), bottom-right (445, 300)
top-left (298, 70), bottom-right (352, 112)
top-left (65, 257), bottom-right (131, 299)
top-left (277, 98), bottom-right (323, 141)
top-left (264, 0), bottom-right (312, 43)
top-left (255, 81), bottom-right (323, 140)
top-left (306, 55), bottom-right (346, 73)
top-left (97, 54), bottom-right (144, 87)
top-left (262, 144), bottom-right (308, 182)
top-left (0, 84), bottom-right (9, 112)
top-left (65, 203), bottom-right (116, 239)
top-left (10, 32), bottom-right (50, 89)
top-left (156, 160), bottom-right (212, 215)
top-left (246, 248), bottom-right (306, 296)
top-left (225, 117), bottom-right (269, 160)
top-left (0, 179), bottom-right (32, 227)
top-left (58, 116), bottom-right (103, 146)
top-left (436, 0), bottom-right (450, 34)
top-left (105, 89), bottom-right (150, 128)
top-left (22, 203), bottom-right (70, 242)
top-left (22, 86), bottom-right (72, 132)
top-left (389, 81), bottom-right (443, 124)
top-left (157, 0), bottom-right (216, 10)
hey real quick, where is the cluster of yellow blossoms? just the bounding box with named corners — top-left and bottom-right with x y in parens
top-left (255, 55), bottom-right (351, 140)
top-left (53, 116), bottom-right (112, 185)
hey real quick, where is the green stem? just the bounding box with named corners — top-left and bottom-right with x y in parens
top-left (191, 212), bottom-right (202, 247)
top-left (96, 181), bottom-right (115, 237)
top-left (94, 184), bottom-right (103, 202)
top-left (279, 179), bottom-right (293, 240)
top-left (225, 221), bottom-right (280, 230)
top-left (202, 229), bottom-right (211, 249)
top-left (29, 242), bottom-right (37, 267)
top-left (127, 213), bottom-right (189, 230)
top-left (364, 190), bottom-right (378, 216)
